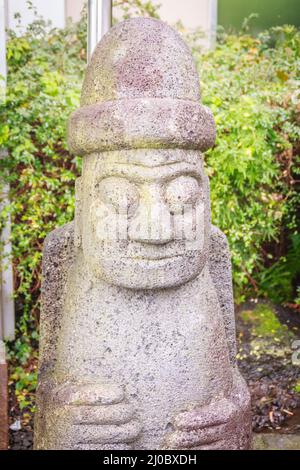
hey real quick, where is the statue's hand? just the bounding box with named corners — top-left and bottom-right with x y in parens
top-left (164, 373), bottom-right (251, 450)
top-left (49, 383), bottom-right (141, 450)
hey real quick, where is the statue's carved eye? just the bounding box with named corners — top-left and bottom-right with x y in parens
top-left (165, 176), bottom-right (201, 214)
top-left (96, 177), bottom-right (139, 216)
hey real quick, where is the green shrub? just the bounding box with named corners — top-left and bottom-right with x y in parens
top-left (199, 26), bottom-right (300, 302)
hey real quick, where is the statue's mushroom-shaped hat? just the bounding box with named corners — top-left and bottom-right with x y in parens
top-left (68, 18), bottom-right (216, 156)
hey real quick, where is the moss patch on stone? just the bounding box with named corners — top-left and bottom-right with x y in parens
top-left (294, 381), bottom-right (300, 393)
top-left (240, 303), bottom-right (290, 339)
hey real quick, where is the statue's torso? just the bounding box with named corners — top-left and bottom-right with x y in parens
top-left (53, 260), bottom-right (233, 449)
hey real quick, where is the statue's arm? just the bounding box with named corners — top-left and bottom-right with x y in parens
top-left (208, 225), bottom-right (237, 366)
top-left (37, 222), bottom-right (75, 382)
top-left (34, 222), bottom-right (75, 449)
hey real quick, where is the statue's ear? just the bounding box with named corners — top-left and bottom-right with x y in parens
top-left (74, 177), bottom-right (83, 248)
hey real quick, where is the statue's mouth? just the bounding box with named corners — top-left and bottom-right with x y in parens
top-left (118, 254), bottom-right (186, 268)
top-left (123, 253), bottom-right (184, 261)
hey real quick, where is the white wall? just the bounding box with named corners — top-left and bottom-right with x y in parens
top-left (0, 0), bottom-right (6, 83)
top-left (112, 0), bottom-right (217, 48)
top-left (157, 0), bottom-right (214, 31)
top-left (1, 0), bottom-right (15, 342)
top-left (66, 0), bottom-right (84, 23)
top-left (5, 1), bottom-right (216, 42)
top-left (5, 0), bottom-right (66, 33)
top-left (154, 0), bottom-right (217, 47)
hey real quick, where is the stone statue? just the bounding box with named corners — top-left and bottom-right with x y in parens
top-left (34, 18), bottom-right (252, 450)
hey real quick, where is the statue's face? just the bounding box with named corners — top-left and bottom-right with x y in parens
top-left (78, 149), bottom-right (210, 289)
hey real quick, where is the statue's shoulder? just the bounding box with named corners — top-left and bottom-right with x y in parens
top-left (209, 225), bottom-right (237, 364)
top-left (43, 221), bottom-right (75, 273)
top-left (209, 225), bottom-right (230, 258)
top-left (42, 221), bottom-right (75, 312)
top-left (209, 224), bottom-right (232, 294)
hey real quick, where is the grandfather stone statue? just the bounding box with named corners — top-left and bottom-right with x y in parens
top-left (34, 18), bottom-right (252, 450)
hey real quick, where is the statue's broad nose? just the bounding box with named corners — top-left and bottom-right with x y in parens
top-left (128, 184), bottom-right (174, 245)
